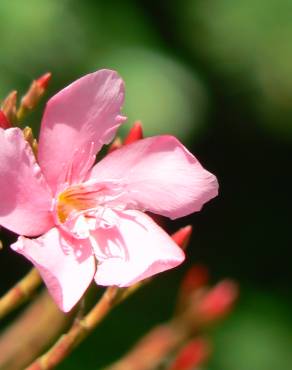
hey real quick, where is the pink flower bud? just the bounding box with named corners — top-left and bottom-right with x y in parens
top-left (124, 121), bottom-right (143, 145)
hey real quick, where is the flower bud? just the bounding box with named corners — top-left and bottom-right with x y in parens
top-left (196, 280), bottom-right (238, 323)
top-left (17, 72), bottom-right (51, 120)
top-left (1, 91), bottom-right (17, 124)
top-left (0, 110), bottom-right (11, 129)
top-left (36, 72), bottom-right (51, 90)
top-left (171, 225), bottom-right (192, 250)
top-left (124, 120), bottom-right (143, 145)
top-left (169, 338), bottom-right (209, 370)
top-left (180, 265), bottom-right (209, 297)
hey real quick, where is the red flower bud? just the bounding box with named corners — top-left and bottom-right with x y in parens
top-left (197, 280), bottom-right (238, 322)
top-left (124, 121), bottom-right (143, 145)
top-left (169, 338), bottom-right (209, 370)
top-left (0, 110), bottom-right (11, 129)
top-left (171, 225), bottom-right (192, 250)
top-left (36, 72), bottom-right (52, 90)
top-left (180, 265), bottom-right (209, 297)
top-left (17, 72), bottom-right (52, 120)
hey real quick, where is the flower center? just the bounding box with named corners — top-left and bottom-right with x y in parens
top-left (56, 185), bottom-right (98, 223)
top-left (54, 181), bottom-right (128, 239)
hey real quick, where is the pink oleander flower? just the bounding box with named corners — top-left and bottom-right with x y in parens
top-left (0, 70), bottom-right (218, 312)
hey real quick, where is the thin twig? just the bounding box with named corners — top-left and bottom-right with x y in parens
top-left (0, 290), bottom-right (73, 370)
top-left (25, 286), bottom-right (129, 370)
top-left (0, 268), bottom-right (42, 320)
top-left (104, 321), bottom-right (187, 370)
top-left (25, 225), bottom-right (192, 369)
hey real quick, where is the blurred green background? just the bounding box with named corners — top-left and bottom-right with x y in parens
top-left (0, 0), bottom-right (291, 369)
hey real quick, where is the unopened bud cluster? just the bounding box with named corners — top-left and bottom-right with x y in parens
top-left (0, 72), bottom-right (51, 129)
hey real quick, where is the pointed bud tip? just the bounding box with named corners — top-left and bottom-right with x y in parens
top-left (18, 73), bottom-right (51, 115)
top-left (36, 72), bottom-right (52, 89)
top-left (2, 90), bottom-right (18, 106)
top-left (6, 90), bottom-right (17, 99)
top-left (171, 225), bottom-right (193, 250)
top-left (124, 120), bottom-right (143, 145)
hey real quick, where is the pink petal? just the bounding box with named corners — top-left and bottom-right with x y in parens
top-left (38, 70), bottom-right (126, 193)
top-left (94, 210), bottom-right (185, 287)
top-left (11, 227), bottom-right (96, 312)
top-left (0, 128), bottom-right (53, 236)
top-left (91, 136), bottom-right (218, 219)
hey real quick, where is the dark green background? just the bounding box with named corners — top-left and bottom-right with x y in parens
top-left (0, 1), bottom-right (291, 369)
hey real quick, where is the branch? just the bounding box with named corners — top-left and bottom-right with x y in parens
top-left (25, 226), bottom-right (193, 369)
top-left (0, 268), bottom-right (42, 320)
top-left (0, 290), bottom-right (73, 370)
top-left (25, 287), bottom-right (126, 370)
top-left (105, 321), bottom-right (187, 370)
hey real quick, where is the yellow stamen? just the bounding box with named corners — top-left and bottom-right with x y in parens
top-left (56, 186), bottom-right (97, 223)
